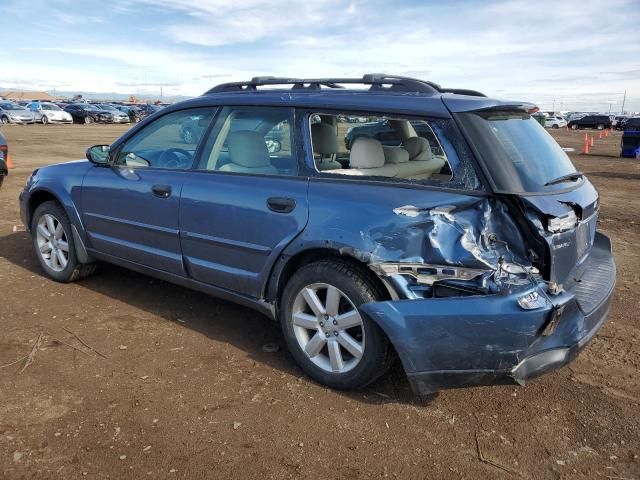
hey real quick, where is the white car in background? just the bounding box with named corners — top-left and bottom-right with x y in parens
top-left (544, 116), bottom-right (568, 129)
top-left (25, 102), bottom-right (73, 124)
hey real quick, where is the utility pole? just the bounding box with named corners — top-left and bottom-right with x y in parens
top-left (621, 90), bottom-right (627, 114)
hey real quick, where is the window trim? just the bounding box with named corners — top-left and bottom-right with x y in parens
top-left (299, 108), bottom-right (484, 191)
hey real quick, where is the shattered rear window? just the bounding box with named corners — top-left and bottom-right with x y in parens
top-left (459, 111), bottom-right (579, 193)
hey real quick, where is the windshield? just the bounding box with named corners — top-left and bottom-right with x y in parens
top-left (43, 103), bottom-right (62, 111)
top-left (0, 103), bottom-right (24, 111)
top-left (459, 111), bottom-right (579, 193)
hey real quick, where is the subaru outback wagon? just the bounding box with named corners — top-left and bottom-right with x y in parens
top-left (20, 74), bottom-right (616, 395)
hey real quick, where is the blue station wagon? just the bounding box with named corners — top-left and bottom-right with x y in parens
top-left (19, 75), bottom-right (616, 395)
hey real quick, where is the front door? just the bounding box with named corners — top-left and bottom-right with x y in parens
top-left (81, 107), bottom-right (216, 276)
top-left (179, 106), bottom-right (309, 298)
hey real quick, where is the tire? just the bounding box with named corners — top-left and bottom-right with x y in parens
top-left (31, 201), bottom-right (96, 283)
top-left (41, 115), bottom-right (49, 125)
top-left (280, 259), bottom-right (392, 390)
top-left (597, 124), bottom-right (604, 130)
top-left (84, 115), bottom-right (93, 124)
top-left (570, 124), bottom-right (578, 130)
top-left (552, 124), bottom-right (559, 129)
top-left (1, 116), bottom-right (9, 125)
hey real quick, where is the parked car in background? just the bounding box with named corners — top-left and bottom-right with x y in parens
top-left (0, 101), bottom-right (37, 124)
top-left (621, 117), bottom-right (640, 131)
top-left (135, 104), bottom-right (163, 119)
top-left (613, 115), bottom-right (628, 129)
top-left (19, 74), bottom-right (615, 395)
top-left (616, 116), bottom-right (636, 131)
top-left (116, 105), bottom-right (141, 123)
top-left (567, 115), bottom-right (612, 130)
top-left (544, 116), bottom-right (568, 129)
top-left (25, 102), bottom-right (73, 124)
top-left (94, 104), bottom-right (130, 123)
top-left (64, 104), bottom-right (114, 124)
top-left (0, 131), bottom-right (8, 188)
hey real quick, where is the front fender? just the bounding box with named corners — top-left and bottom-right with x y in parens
top-left (21, 161), bottom-right (93, 257)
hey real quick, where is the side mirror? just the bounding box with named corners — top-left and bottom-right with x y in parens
top-left (86, 145), bottom-right (110, 165)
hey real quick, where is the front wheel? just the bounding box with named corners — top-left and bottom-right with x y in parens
top-left (597, 124), bottom-right (604, 130)
top-left (1, 116), bottom-right (9, 124)
top-left (84, 115), bottom-right (93, 124)
top-left (280, 259), bottom-right (392, 390)
top-left (31, 201), bottom-right (96, 282)
top-left (570, 124), bottom-right (578, 130)
top-left (552, 124), bottom-right (559, 129)
top-left (41, 115), bottom-right (49, 125)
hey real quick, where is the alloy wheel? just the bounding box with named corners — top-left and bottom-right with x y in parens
top-left (35, 214), bottom-right (69, 272)
top-left (291, 283), bottom-right (365, 374)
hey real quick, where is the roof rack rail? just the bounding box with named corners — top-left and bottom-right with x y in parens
top-left (203, 74), bottom-right (486, 97)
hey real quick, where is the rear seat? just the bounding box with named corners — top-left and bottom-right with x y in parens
top-left (330, 137), bottom-right (399, 176)
top-left (400, 136), bottom-right (446, 179)
top-left (328, 136), bottom-right (446, 179)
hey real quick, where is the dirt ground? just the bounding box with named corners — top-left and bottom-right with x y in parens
top-left (0, 123), bottom-right (638, 479)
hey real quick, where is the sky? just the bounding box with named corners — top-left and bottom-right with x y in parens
top-left (1, 0), bottom-right (639, 111)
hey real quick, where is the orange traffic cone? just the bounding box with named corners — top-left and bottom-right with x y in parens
top-left (598, 131), bottom-right (603, 139)
top-left (584, 132), bottom-right (588, 144)
top-left (6, 154), bottom-right (14, 169)
top-left (589, 136), bottom-right (594, 147)
top-left (582, 138), bottom-right (590, 154)
top-left (605, 129), bottom-right (609, 137)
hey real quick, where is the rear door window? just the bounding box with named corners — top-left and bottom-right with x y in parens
top-left (307, 112), bottom-right (482, 190)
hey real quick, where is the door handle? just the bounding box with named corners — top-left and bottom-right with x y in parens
top-left (267, 197), bottom-right (296, 213)
top-left (152, 184), bottom-right (172, 198)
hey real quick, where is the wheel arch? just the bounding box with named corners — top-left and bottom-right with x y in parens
top-left (265, 245), bottom-right (393, 318)
top-left (27, 187), bottom-right (92, 263)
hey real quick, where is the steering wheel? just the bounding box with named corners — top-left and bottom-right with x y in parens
top-left (157, 148), bottom-right (192, 169)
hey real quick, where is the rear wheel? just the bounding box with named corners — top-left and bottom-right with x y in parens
top-left (597, 124), bottom-right (604, 130)
top-left (552, 124), bottom-right (559, 129)
top-left (571, 124), bottom-right (578, 130)
top-left (31, 201), bottom-right (96, 282)
top-left (280, 259), bottom-right (391, 390)
top-left (1, 116), bottom-right (8, 124)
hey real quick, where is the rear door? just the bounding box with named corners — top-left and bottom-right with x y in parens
top-left (81, 107), bottom-right (216, 276)
top-left (179, 106), bottom-right (308, 298)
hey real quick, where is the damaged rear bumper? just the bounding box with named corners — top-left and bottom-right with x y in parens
top-left (360, 232), bottom-right (616, 395)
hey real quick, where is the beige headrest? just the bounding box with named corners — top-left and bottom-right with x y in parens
top-left (350, 137), bottom-right (385, 169)
top-left (382, 146), bottom-right (409, 164)
top-left (404, 136), bottom-right (433, 161)
top-left (311, 121), bottom-right (339, 155)
top-left (228, 130), bottom-right (270, 168)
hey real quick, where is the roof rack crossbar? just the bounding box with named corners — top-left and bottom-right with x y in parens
top-left (203, 73), bottom-right (486, 97)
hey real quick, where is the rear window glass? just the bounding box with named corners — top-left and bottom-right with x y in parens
top-left (459, 111), bottom-right (579, 193)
